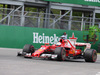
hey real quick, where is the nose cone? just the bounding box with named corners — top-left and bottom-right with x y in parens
top-left (32, 53), bottom-right (38, 57)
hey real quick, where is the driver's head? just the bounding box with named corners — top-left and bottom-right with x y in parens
top-left (63, 32), bottom-right (66, 35)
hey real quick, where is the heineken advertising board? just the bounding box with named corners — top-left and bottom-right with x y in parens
top-left (33, 32), bottom-right (60, 44)
top-left (0, 25), bottom-right (99, 51)
top-left (0, 25), bottom-right (83, 49)
top-left (44, 0), bottom-right (100, 7)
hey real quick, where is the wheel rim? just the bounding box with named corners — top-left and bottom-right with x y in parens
top-left (61, 49), bottom-right (66, 60)
top-left (92, 50), bottom-right (97, 62)
top-left (30, 46), bottom-right (34, 53)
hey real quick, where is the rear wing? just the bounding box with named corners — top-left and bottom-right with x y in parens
top-left (75, 42), bottom-right (91, 51)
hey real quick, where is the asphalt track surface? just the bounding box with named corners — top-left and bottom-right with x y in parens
top-left (0, 48), bottom-right (100, 75)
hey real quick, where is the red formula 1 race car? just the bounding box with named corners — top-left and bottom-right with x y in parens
top-left (17, 33), bottom-right (97, 62)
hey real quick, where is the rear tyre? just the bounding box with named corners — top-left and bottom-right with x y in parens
top-left (84, 49), bottom-right (97, 62)
top-left (23, 44), bottom-right (35, 54)
top-left (54, 47), bottom-right (66, 61)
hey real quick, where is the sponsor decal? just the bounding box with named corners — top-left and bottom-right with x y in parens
top-left (38, 49), bottom-right (42, 51)
top-left (33, 32), bottom-right (60, 44)
top-left (40, 54), bottom-right (57, 59)
top-left (84, 0), bottom-right (100, 3)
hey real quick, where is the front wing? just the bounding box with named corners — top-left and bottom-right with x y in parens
top-left (17, 52), bottom-right (58, 59)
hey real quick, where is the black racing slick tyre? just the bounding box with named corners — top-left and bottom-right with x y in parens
top-left (54, 47), bottom-right (66, 61)
top-left (23, 44), bottom-right (35, 54)
top-left (84, 49), bottom-right (97, 62)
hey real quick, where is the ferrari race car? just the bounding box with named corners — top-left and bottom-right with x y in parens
top-left (17, 33), bottom-right (97, 62)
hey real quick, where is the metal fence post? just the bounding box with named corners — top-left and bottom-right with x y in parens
top-left (20, 5), bottom-right (25, 26)
top-left (81, 13), bottom-right (84, 31)
top-left (92, 11), bottom-right (95, 26)
top-left (68, 10), bottom-right (72, 30)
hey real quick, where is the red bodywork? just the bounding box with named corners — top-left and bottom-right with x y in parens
top-left (31, 39), bottom-right (82, 58)
top-left (18, 33), bottom-right (96, 62)
top-left (28, 33), bottom-right (91, 58)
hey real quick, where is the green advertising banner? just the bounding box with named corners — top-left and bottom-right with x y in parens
top-left (44, 0), bottom-right (100, 7)
top-left (0, 25), bottom-right (99, 52)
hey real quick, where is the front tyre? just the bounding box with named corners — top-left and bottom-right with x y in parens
top-left (54, 47), bottom-right (66, 61)
top-left (23, 44), bottom-right (35, 54)
top-left (84, 49), bottom-right (97, 62)
top-left (23, 44), bottom-right (35, 58)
